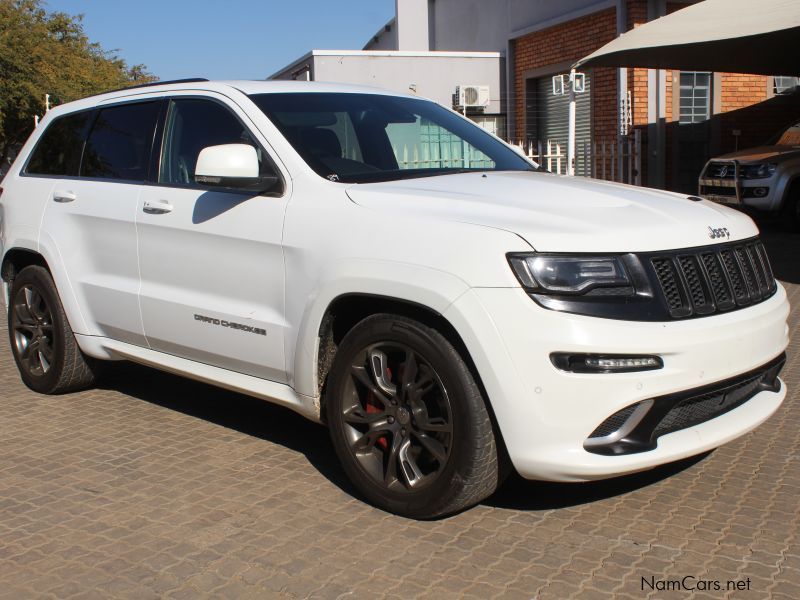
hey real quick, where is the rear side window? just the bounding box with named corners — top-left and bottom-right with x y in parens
top-left (81, 102), bottom-right (160, 181)
top-left (26, 111), bottom-right (91, 176)
top-left (158, 98), bottom-right (277, 186)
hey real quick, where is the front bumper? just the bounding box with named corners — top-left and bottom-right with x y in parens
top-left (444, 284), bottom-right (789, 482)
top-left (583, 353), bottom-right (784, 455)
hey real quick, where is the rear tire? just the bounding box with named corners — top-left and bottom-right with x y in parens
top-left (8, 266), bottom-right (100, 394)
top-left (326, 314), bottom-right (499, 518)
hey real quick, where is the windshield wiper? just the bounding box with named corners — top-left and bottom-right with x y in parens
top-left (336, 166), bottom-right (544, 184)
top-left (345, 168), bottom-right (494, 184)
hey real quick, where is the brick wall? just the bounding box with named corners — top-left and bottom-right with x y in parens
top-left (717, 83), bottom-right (800, 152)
top-left (510, 0), bottom-right (795, 191)
top-left (627, 0), bottom-right (649, 182)
top-left (663, 1), bottom-right (687, 122)
top-left (720, 73), bottom-right (768, 112)
top-left (512, 7), bottom-right (618, 160)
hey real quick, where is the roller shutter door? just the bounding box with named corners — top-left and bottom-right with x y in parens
top-left (525, 74), bottom-right (592, 175)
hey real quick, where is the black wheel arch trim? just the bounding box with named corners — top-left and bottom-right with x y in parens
top-left (2, 248), bottom-right (51, 283)
top-left (781, 174), bottom-right (800, 207)
top-left (316, 292), bottom-right (514, 474)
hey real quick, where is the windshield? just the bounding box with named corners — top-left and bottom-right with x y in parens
top-left (250, 92), bottom-right (536, 183)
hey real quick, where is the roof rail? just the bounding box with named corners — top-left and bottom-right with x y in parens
top-left (90, 78), bottom-right (210, 98)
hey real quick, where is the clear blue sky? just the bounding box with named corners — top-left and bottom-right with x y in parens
top-left (45, 0), bottom-right (395, 80)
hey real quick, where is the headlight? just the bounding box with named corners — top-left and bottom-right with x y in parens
top-left (508, 254), bottom-right (631, 294)
top-left (739, 163), bottom-right (777, 179)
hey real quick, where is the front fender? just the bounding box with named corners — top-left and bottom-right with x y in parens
top-left (290, 259), bottom-right (470, 398)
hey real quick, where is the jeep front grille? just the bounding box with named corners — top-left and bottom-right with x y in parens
top-left (519, 237), bottom-right (778, 322)
top-left (649, 240), bottom-right (776, 319)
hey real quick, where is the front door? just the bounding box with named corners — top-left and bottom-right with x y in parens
top-left (136, 96), bottom-right (288, 382)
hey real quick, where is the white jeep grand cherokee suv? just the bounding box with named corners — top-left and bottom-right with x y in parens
top-left (0, 80), bottom-right (789, 518)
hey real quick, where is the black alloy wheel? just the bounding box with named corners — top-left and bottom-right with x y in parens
top-left (326, 314), bottom-right (500, 518)
top-left (7, 266), bottom-right (99, 394)
top-left (340, 342), bottom-right (453, 491)
top-left (11, 283), bottom-right (56, 377)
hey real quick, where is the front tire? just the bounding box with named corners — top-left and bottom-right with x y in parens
top-left (326, 314), bottom-right (499, 518)
top-left (781, 185), bottom-right (800, 231)
top-left (8, 266), bottom-right (99, 394)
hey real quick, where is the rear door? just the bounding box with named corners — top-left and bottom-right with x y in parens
top-left (14, 111), bottom-right (90, 263)
top-left (39, 100), bottom-right (161, 345)
top-left (136, 94), bottom-right (289, 382)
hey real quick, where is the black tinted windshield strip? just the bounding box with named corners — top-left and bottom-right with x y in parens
top-left (249, 92), bottom-right (533, 183)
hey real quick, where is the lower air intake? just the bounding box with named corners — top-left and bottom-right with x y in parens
top-left (584, 354), bottom-right (785, 455)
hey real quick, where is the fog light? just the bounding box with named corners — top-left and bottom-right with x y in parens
top-left (551, 353), bottom-right (664, 373)
top-left (752, 187), bottom-right (768, 197)
top-left (586, 357), bottom-right (661, 369)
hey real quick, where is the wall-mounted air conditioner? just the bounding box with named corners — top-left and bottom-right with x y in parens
top-left (456, 85), bottom-right (490, 108)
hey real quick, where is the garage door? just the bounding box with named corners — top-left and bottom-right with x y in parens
top-left (525, 74), bottom-right (592, 175)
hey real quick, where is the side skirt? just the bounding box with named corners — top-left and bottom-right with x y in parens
top-left (75, 334), bottom-right (322, 423)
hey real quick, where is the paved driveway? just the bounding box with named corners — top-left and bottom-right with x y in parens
top-left (0, 227), bottom-right (798, 600)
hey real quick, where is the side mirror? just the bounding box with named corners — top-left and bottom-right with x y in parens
top-left (195, 144), bottom-right (278, 193)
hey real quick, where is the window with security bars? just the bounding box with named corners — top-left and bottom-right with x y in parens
top-left (679, 72), bottom-right (712, 124)
top-left (386, 118), bottom-right (494, 170)
top-left (774, 76), bottom-right (799, 95)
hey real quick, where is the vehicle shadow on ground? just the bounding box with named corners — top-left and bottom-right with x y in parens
top-left (96, 361), bottom-right (359, 497)
top-left (486, 453), bottom-right (709, 511)
top-left (98, 361), bottom-right (711, 514)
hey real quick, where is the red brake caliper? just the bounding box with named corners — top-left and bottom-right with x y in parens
top-left (365, 366), bottom-right (392, 451)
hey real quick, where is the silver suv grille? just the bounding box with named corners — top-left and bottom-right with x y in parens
top-left (704, 161), bottom-right (736, 179)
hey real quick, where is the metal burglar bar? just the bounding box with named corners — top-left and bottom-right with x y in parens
top-left (511, 140), bottom-right (564, 173)
top-left (510, 133), bottom-right (642, 185)
top-left (650, 240), bottom-right (777, 319)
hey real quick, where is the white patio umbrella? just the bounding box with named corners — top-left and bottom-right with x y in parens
top-left (562, 0), bottom-right (800, 176)
top-left (576, 0), bottom-right (800, 75)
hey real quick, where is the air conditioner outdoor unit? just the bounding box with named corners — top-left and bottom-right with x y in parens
top-left (457, 85), bottom-right (490, 108)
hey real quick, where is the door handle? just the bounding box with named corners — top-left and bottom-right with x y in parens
top-left (53, 190), bottom-right (76, 203)
top-left (143, 200), bottom-right (174, 214)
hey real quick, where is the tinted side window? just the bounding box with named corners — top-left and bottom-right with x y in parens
top-left (26, 111), bottom-right (91, 176)
top-left (81, 102), bottom-right (160, 181)
top-left (159, 98), bottom-right (276, 185)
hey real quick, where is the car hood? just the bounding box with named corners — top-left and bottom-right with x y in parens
top-left (714, 145), bottom-right (800, 163)
top-left (345, 171), bottom-right (759, 252)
